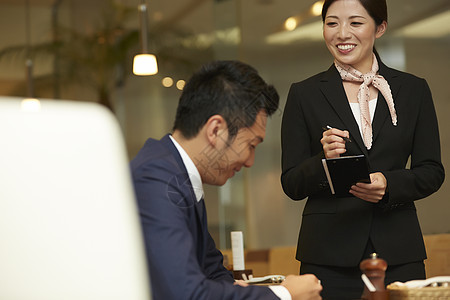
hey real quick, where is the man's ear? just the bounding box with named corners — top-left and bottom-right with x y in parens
top-left (204, 115), bottom-right (228, 147)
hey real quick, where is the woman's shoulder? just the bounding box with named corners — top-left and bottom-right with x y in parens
top-left (290, 69), bottom-right (331, 89)
top-left (380, 63), bottom-right (427, 84)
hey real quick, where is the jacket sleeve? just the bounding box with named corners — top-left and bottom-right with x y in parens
top-left (203, 231), bottom-right (235, 282)
top-left (281, 83), bottom-right (330, 200)
top-left (381, 78), bottom-right (445, 208)
top-left (132, 159), bottom-right (279, 300)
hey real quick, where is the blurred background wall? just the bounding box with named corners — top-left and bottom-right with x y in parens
top-left (0, 0), bottom-right (449, 250)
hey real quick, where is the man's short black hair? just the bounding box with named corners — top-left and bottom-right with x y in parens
top-left (173, 60), bottom-right (279, 140)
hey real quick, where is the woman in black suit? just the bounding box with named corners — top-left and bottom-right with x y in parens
top-left (280, 0), bottom-right (445, 299)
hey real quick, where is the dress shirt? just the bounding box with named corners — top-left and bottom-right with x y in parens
top-left (170, 135), bottom-right (204, 201)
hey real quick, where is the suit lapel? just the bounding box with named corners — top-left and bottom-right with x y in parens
top-left (161, 134), bottom-right (186, 171)
top-left (372, 62), bottom-right (401, 146)
top-left (162, 134), bottom-right (207, 260)
top-left (319, 65), bottom-right (369, 156)
top-left (162, 134), bottom-right (203, 216)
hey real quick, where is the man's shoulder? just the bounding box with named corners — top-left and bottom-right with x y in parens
top-left (130, 135), bottom-right (180, 176)
top-left (131, 135), bottom-right (171, 161)
top-left (130, 136), bottom-right (197, 209)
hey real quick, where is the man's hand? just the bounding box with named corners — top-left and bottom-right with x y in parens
top-left (233, 279), bottom-right (249, 287)
top-left (281, 274), bottom-right (322, 300)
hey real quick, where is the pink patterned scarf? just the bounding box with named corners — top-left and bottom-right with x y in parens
top-left (334, 54), bottom-right (397, 150)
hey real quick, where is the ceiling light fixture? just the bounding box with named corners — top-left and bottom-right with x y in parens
top-left (176, 80), bottom-right (186, 91)
top-left (267, 0), bottom-right (324, 44)
top-left (133, 0), bottom-right (158, 76)
top-left (311, 1), bottom-right (324, 17)
top-left (161, 77), bottom-right (173, 88)
top-left (266, 20), bottom-right (323, 44)
top-left (284, 17), bottom-right (298, 31)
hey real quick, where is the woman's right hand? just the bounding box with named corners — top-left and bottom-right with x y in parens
top-left (321, 127), bottom-right (349, 158)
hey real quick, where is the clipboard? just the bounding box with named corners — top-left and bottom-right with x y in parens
top-left (322, 154), bottom-right (370, 197)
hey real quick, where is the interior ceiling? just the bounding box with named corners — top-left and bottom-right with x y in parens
top-left (138, 0), bottom-right (449, 47)
top-left (1, 0), bottom-right (449, 46)
top-left (139, 0), bottom-right (450, 31)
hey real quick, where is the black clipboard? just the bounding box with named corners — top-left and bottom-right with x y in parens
top-left (321, 154), bottom-right (370, 197)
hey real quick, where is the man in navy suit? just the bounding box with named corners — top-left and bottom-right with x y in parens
top-left (130, 60), bottom-right (322, 300)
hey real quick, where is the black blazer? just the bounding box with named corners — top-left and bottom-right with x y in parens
top-left (281, 62), bottom-right (445, 267)
top-left (131, 135), bottom-right (280, 300)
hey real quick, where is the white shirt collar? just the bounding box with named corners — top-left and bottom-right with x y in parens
top-left (169, 135), bottom-right (204, 202)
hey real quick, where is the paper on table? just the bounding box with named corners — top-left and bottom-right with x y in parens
top-left (231, 231), bottom-right (245, 271)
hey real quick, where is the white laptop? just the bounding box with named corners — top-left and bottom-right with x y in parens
top-left (0, 97), bottom-right (151, 300)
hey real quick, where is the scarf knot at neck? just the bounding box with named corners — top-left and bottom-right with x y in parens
top-left (334, 54), bottom-right (397, 150)
top-left (363, 73), bottom-right (376, 86)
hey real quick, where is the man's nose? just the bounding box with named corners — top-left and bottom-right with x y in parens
top-left (243, 152), bottom-right (255, 168)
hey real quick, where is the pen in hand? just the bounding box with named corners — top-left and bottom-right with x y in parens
top-left (322, 125), bottom-right (352, 143)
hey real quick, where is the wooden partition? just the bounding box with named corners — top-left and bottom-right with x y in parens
top-left (221, 233), bottom-right (450, 278)
top-left (423, 233), bottom-right (450, 277)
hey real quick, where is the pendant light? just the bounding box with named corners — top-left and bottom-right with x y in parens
top-left (25, 0), bottom-right (35, 97)
top-left (133, 0), bottom-right (158, 76)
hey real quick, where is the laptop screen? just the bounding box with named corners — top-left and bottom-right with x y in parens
top-left (0, 97), bottom-right (151, 300)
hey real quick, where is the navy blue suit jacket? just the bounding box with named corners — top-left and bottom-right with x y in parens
top-left (281, 62), bottom-right (445, 268)
top-left (131, 134), bottom-right (278, 300)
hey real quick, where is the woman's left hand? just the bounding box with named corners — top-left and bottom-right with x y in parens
top-left (349, 172), bottom-right (387, 203)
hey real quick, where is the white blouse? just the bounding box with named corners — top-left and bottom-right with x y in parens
top-left (349, 98), bottom-right (378, 139)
